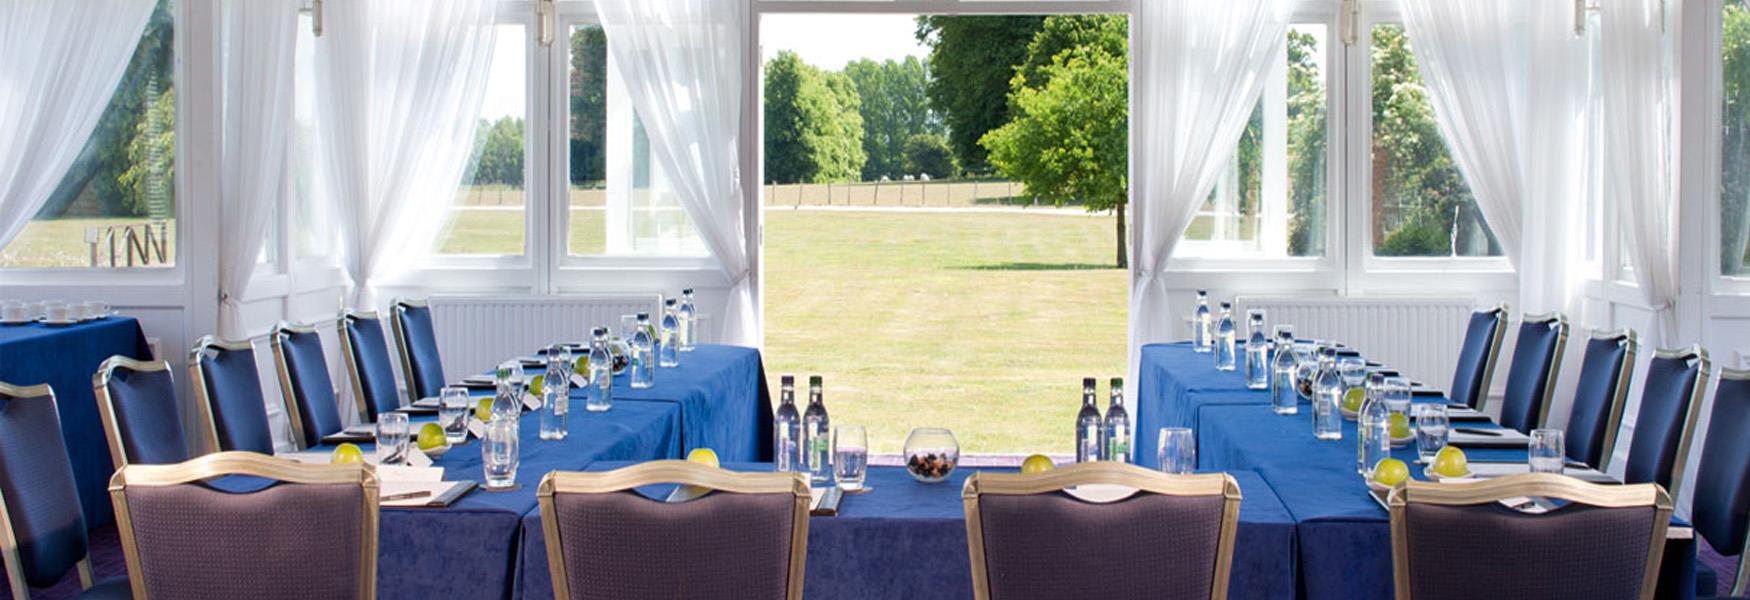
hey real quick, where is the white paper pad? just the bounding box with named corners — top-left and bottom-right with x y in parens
top-left (1466, 462), bottom-right (1617, 484)
top-left (1448, 428), bottom-right (1532, 447)
top-left (380, 480), bottom-right (471, 507)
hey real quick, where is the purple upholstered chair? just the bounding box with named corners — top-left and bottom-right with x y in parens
top-left (537, 461), bottom-right (810, 600)
top-left (962, 462), bottom-right (1242, 600)
top-left (1388, 473), bottom-right (1672, 600)
top-left (109, 452), bottom-right (379, 600)
top-left (94, 356), bottom-right (191, 469)
top-left (0, 382), bottom-right (130, 599)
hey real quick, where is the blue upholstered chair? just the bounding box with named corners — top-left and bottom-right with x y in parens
top-left (269, 322), bottom-right (344, 450)
top-left (1496, 313), bottom-right (1569, 434)
top-left (339, 311), bottom-right (402, 423)
top-left (1449, 306), bottom-right (1508, 411)
top-left (109, 452), bottom-right (379, 599)
top-left (1691, 369), bottom-right (1750, 597)
top-left (1622, 346), bottom-right (1711, 503)
top-left (189, 336), bottom-right (275, 455)
top-left (94, 357), bottom-right (191, 469)
top-left (390, 298), bottom-right (446, 404)
top-left (0, 382), bottom-right (130, 599)
top-left (1563, 329), bottom-right (1638, 470)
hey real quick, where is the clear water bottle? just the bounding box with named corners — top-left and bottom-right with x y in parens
top-left (802, 376), bottom-right (832, 486)
top-left (677, 288), bottom-right (697, 352)
top-left (1192, 290), bottom-right (1213, 353)
top-left (1358, 387), bottom-right (1390, 476)
top-left (1075, 378), bottom-right (1103, 462)
top-left (629, 313), bottom-right (655, 389)
top-left (1103, 377), bottom-right (1131, 463)
top-left (1244, 310), bottom-right (1270, 389)
top-left (658, 299), bottom-right (681, 368)
top-left (1214, 302), bottom-right (1237, 371)
top-left (1313, 347), bottom-right (1343, 440)
top-left (539, 348), bottom-right (569, 440)
top-left (774, 375), bottom-right (802, 472)
top-left (586, 327), bottom-right (613, 412)
top-left (1270, 326), bottom-right (1299, 415)
top-left (492, 361), bottom-right (523, 424)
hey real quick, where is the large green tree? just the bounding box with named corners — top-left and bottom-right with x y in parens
top-left (569, 26), bottom-right (608, 186)
top-left (764, 51), bottom-right (866, 184)
top-left (1722, 1), bottom-right (1750, 273)
top-left (1286, 29), bottom-right (1328, 257)
top-left (903, 133), bottom-right (955, 179)
top-left (844, 57), bottom-right (939, 180)
top-left (915, 15), bottom-right (1045, 173)
top-left (469, 117), bottom-right (525, 187)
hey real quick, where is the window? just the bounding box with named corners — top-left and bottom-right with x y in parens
top-left (1723, 0), bottom-right (1750, 277)
top-left (0, 0), bottom-right (177, 269)
top-left (292, 13), bottom-right (333, 262)
top-left (431, 24), bottom-right (530, 258)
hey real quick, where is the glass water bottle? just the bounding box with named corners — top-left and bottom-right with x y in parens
top-left (1245, 310), bottom-right (1270, 389)
top-left (658, 298), bottom-right (681, 368)
top-left (586, 327), bottom-right (613, 412)
top-left (677, 288), bottom-right (697, 352)
top-left (1075, 378), bottom-right (1103, 463)
top-left (1270, 326), bottom-right (1299, 414)
top-left (1103, 378), bottom-right (1131, 463)
top-left (1312, 347), bottom-right (1344, 440)
top-left (1192, 290), bottom-right (1213, 353)
top-left (539, 348), bottom-right (570, 440)
top-left (802, 376), bottom-right (832, 486)
top-left (773, 375), bottom-right (802, 472)
top-left (629, 313), bottom-right (655, 389)
top-left (1214, 302), bottom-right (1237, 371)
top-left (1358, 389), bottom-right (1391, 476)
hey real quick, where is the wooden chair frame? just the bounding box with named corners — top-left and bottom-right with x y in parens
top-left (92, 355), bottom-right (175, 470)
top-left (0, 383), bottom-right (96, 600)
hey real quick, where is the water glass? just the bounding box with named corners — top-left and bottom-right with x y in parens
top-left (1529, 429), bottom-right (1565, 474)
top-left (482, 419), bottom-right (520, 489)
top-left (375, 412), bottom-right (410, 466)
top-left (1158, 427), bottom-right (1196, 475)
top-left (833, 425), bottom-right (869, 491)
top-left (1381, 376), bottom-right (1412, 415)
top-left (1412, 403), bottom-right (1449, 461)
top-left (439, 386), bottom-right (470, 444)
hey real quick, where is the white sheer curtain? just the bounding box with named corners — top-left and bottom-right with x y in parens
top-left (217, 0), bottom-right (300, 339)
top-left (1520, 3), bottom-right (1594, 316)
top-left (1129, 0), bottom-right (1289, 376)
top-left (0, 1), bottom-right (154, 252)
top-left (598, 0), bottom-right (757, 346)
top-left (317, 0), bottom-right (497, 309)
top-left (1600, 0), bottom-right (1678, 344)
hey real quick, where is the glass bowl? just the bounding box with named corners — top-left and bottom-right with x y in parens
top-left (903, 427), bottom-right (960, 483)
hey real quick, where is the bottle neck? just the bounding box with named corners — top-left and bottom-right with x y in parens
top-left (780, 387), bottom-right (795, 405)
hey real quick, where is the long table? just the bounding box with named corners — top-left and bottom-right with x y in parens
top-left (515, 463), bottom-right (1299, 600)
top-left (1134, 342), bottom-right (1268, 471)
top-left (0, 317), bottom-right (151, 528)
top-left (605, 344), bottom-right (773, 463)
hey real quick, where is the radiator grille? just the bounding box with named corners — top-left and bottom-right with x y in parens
top-left (1235, 297), bottom-right (1477, 388)
top-left (427, 296), bottom-right (662, 379)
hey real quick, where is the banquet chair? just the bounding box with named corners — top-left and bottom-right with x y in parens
top-left (1622, 346), bottom-right (1711, 503)
top-left (0, 382), bottom-right (130, 599)
top-left (269, 322), bottom-right (345, 449)
top-left (1687, 368), bottom-right (1750, 597)
top-left (189, 336), bottom-right (275, 454)
top-left (109, 452), bottom-right (378, 599)
top-left (1562, 329), bottom-right (1638, 470)
top-left (390, 298), bottom-right (447, 404)
top-left (962, 462), bottom-right (1241, 600)
top-left (1496, 313), bottom-right (1569, 434)
top-left (339, 310), bottom-right (402, 423)
top-left (1388, 474), bottom-right (1671, 600)
top-left (94, 356), bottom-right (191, 469)
top-left (1450, 305), bottom-right (1509, 412)
top-left (538, 461), bottom-right (810, 600)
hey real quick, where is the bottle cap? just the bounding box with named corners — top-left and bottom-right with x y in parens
top-left (682, 288), bottom-right (694, 295)
top-left (636, 312), bottom-right (649, 320)
top-left (1197, 289), bottom-right (1208, 296)
top-left (809, 375), bottom-right (823, 386)
top-left (592, 326), bottom-right (608, 336)
top-left (781, 375), bottom-right (794, 385)
top-left (1220, 302), bottom-right (1232, 309)
top-left (1109, 377), bottom-right (1123, 388)
top-left (1082, 377), bottom-right (1096, 387)
top-left (665, 298), bottom-right (677, 306)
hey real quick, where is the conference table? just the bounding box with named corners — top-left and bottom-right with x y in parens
top-left (515, 462), bottom-right (1299, 600)
top-left (0, 316), bottom-right (151, 528)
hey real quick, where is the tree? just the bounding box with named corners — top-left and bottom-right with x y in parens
top-left (1015, 15), bottom-right (1127, 93)
top-left (844, 57), bottom-right (939, 180)
top-left (981, 48), bottom-right (1129, 267)
top-left (1723, 1), bottom-right (1750, 273)
top-left (569, 26), bottom-right (608, 186)
top-left (915, 15), bottom-right (1045, 172)
top-left (470, 117), bottom-right (525, 187)
top-left (903, 133), bottom-right (955, 179)
top-left (763, 51), bottom-right (865, 183)
top-left (1286, 29), bottom-right (1328, 257)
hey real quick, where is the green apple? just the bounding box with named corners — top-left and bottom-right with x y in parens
top-left (573, 356), bottom-right (589, 373)
top-left (528, 374), bottom-right (545, 395)
top-left (417, 422), bottom-right (448, 451)
top-left (1021, 454), bottom-right (1055, 474)
top-left (1432, 446), bottom-right (1469, 478)
top-left (331, 443), bottom-right (364, 465)
top-left (1389, 413), bottom-right (1411, 439)
top-left (687, 448), bottom-right (720, 468)
top-left (475, 397), bottom-right (493, 422)
top-left (1343, 388), bottom-right (1365, 412)
top-left (1371, 458), bottom-right (1409, 487)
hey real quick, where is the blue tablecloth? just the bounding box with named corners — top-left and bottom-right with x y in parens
top-left (1135, 342), bottom-right (1267, 470)
top-left (606, 344), bottom-right (772, 463)
top-left (516, 463), bottom-right (1297, 600)
top-left (0, 317), bottom-right (150, 528)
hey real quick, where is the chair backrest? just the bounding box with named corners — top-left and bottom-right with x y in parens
top-left (339, 311), bottom-right (400, 423)
top-left (1388, 474), bottom-right (1671, 600)
top-left (1564, 329), bottom-right (1638, 470)
top-left (0, 383), bottom-right (94, 599)
top-left (269, 322), bottom-right (343, 450)
top-left (189, 337), bottom-right (275, 455)
top-left (1689, 369), bottom-right (1750, 597)
top-left (390, 299), bottom-right (446, 403)
top-left (110, 452), bottom-right (378, 600)
top-left (538, 461), bottom-right (809, 600)
top-left (962, 463), bottom-right (1241, 600)
top-left (1450, 306), bottom-right (1508, 411)
top-left (94, 356), bottom-right (190, 469)
top-left (1623, 346), bottom-right (1710, 502)
top-left (1497, 314), bottom-right (1569, 434)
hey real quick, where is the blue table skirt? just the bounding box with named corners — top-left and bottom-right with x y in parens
top-left (605, 344), bottom-right (772, 463)
top-left (0, 317), bottom-right (150, 528)
top-left (516, 463), bottom-right (1297, 600)
top-left (1135, 342), bottom-right (1266, 471)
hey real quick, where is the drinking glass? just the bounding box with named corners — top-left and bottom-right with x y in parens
top-left (375, 412), bottom-right (410, 466)
top-left (482, 419), bottom-right (520, 489)
top-left (833, 425), bottom-right (869, 491)
top-left (1529, 429), bottom-right (1565, 474)
top-left (439, 386), bottom-right (470, 444)
top-left (1412, 403), bottom-right (1449, 461)
top-left (1158, 427), bottom-right (1196, 475)
top-left (1381, 376), bottom-right (1413, 415)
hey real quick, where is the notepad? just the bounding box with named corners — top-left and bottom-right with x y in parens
top-left (809, 486), bottom-right (842, 516)
top-left (380, 480), bottom-right (476, 508)
top-left (1448, 428), bottom-right (1532, 449)
top-left (1466, 462), bottom-right (1618, 484)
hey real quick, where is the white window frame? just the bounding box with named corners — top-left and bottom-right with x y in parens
top-left (1707, 0), bottom-right (1750, 295)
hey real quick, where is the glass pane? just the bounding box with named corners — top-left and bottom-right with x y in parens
top-left (293, 13), bottom-right (334, 260)
top-left (567, 24), bottom-right (707, 257)
top-left (0, 0), bottom-right (177, 269)
top-left (1724, 0), bottom-right (1750, 276)
top-left (1179, 24), bottom-right (1327, 259)
top-left (1369, 24), bottom-right (1501, 258)
top-left (432, 24), bottom-right (527, 256)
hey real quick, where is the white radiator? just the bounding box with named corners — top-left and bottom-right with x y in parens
top-left (1234, 297), bottom-right (1477, 388)
top-left (428, 295), bottom-right (663, 379)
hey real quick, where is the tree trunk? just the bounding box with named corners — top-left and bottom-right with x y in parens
top-left (1116, 203), bottom-right (1129, 269)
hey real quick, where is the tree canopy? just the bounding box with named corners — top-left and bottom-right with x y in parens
top-left (915, 15), bottom-right (1045, 173)
top-left (764, 51), bottom-right (867, 184)
top-left (844, 57), bottom-right (939, 181)
top-left (569, 26), bottom-right (608, 186)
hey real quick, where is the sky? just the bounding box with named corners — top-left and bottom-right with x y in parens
top-left (760, 14), bottom-right (931, 70)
